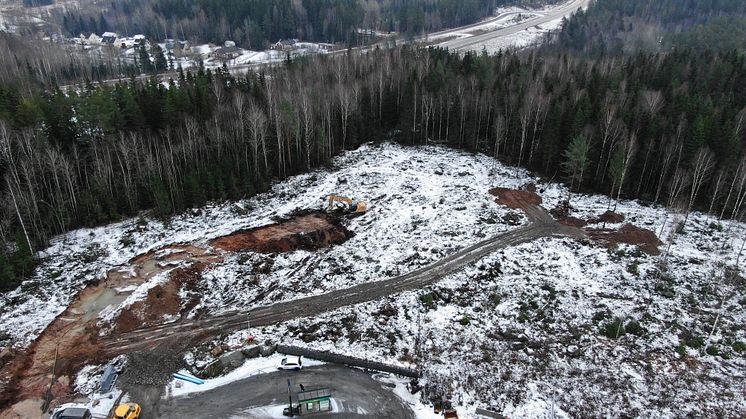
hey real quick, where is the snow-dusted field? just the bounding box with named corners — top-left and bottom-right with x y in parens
top-left (2, 142), bottom-right (745, 418)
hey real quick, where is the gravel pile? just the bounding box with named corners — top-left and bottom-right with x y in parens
top-left (118, 347), bottom-right (187, 387)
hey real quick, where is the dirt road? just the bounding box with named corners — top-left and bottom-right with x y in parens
top-left (104, 204), bottom-right (583, 353)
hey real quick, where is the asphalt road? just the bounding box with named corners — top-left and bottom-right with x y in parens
top-left (151, 365), bottom-right (415, 419)
top-left (439, 0), bottom-right (591, 51)
top-left (103, 205), bottom-right (583, 354)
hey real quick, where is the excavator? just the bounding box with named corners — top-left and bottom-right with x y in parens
top-left (327, 194), bottom-right (367, 215)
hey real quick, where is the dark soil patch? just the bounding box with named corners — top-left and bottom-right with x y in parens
top-left (559, 217), bottom-right (588, 228)
top-left (592, 210), bottom-right (625, 224)
top-left (489, 187), bottom-right (543, 210)
top-left (210, 212), bottom-right (353, 253)
top-left (550, 201), bottom-right (572, 219)
top-left (586, 223), bottom-right (663, 255)
top-left (115, 263), bottom-right (208, 334)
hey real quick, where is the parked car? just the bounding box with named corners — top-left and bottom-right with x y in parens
top-left (51, 405), bottom-right (92, 419)
top-left (113, 402), bottom-right (141, 419)
top-left (278, 356), bottom-right (303, 370)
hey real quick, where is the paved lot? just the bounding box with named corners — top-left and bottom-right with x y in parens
top-left (150, 365), bottom-right (416, 419)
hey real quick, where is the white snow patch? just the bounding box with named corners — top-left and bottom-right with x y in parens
top-left (165, 354), bottom-right (324, 397)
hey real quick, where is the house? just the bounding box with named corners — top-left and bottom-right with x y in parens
top-left (212, 46), bottom-right (240, 61)
top-left (101, 32), bottom-right (118, 44)
top-left (87, 33), bottom-right (101, 45)
top-left (271, 39), bottom-right (296, 52)
top-left (117, 36), bottom-right (148, 49)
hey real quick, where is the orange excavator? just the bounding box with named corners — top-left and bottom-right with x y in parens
top-left (327, 195), bottom-right (367, 214)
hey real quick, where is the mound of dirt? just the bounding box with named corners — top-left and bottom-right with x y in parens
top-left (593, 210), bottom-right (625, 224)
top-left (210, 213), bottom-right (353, 253)
top-left (558, 217), bottom-right (588, 228)
top-left (489, 187), bottom-right (543, 210)
top-left (586, 223), bottom-right (663, 255)
top-left (550, 201), bottom-right (573, 219)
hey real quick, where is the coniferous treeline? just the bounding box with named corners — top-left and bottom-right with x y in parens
top-left (558, 0), bottom-right (746, 53)
top-left (2, 45), bottom-right (746, 290)
top-left (56, 0), bottom-right (506, 49)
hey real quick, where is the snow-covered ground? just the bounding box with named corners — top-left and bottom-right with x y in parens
top-left (166, 353), bottom-right (324, 397)
top-left (3, 142), bottom-right (746, 418)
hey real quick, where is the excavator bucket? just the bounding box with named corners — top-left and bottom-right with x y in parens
top-left (328, 195), bottom-right (367, 215)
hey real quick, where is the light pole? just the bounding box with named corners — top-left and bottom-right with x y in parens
top-left (287, 378), bottom-right (294, 417)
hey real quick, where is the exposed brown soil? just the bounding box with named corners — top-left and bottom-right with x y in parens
top-left (558, 217), bottom-right (588, 228)
top-left (0, 244), bottom-right (220, 417)
top-left (489, 186), bottom-right (543, 210)
top-left (592, 210), bottom-right (626, 224)
top-left (210, 213), bottom-right (353, 253)
top-left (586, 223), bottom-right (663, 256)
top-left (1, 212), bottom-right (352, 416)
top-left (114, 262), bottom-right (208, 334)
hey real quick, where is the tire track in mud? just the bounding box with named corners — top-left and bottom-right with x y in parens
top-left (104, 205), bottom-right (579, 354)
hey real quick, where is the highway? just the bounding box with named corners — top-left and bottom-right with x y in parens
top-left (439, 0), bottom-right (591, 51)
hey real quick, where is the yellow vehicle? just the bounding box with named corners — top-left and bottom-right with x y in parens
top-left (112, 403), bottom-right (141, 419)
top-left (327, 195), bottom-right (367, 214)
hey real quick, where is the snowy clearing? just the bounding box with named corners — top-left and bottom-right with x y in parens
top-left (2, 142), bottom-right (745, 418)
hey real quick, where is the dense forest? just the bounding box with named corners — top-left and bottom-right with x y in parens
top-left (2, 0), bottom-right (746, 290)
top-left (558, 0), bottom-right (746, 53)
top-left (56, 0), bottom-right (506, 49)
top-left (0, 32), bottom-right (142, 90)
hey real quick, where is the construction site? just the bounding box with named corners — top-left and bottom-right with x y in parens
top-left (0, 143), bottom-right (744, 418)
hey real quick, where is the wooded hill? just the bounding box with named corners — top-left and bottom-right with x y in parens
top-left (2, 0), bottom-right (746, 290)
top-left (558, 0), bottom-right (746, 53)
